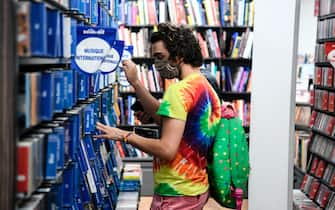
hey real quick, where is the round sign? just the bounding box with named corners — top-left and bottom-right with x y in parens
top-left (99, 47), bottom-right (120, 73)
top-left (75, 37), bottom-right (110, 74)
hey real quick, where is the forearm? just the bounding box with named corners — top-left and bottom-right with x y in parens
top-left (132, 80), bottom-right (161, 124)
top-left (127, 133), bottom-right (174, 161)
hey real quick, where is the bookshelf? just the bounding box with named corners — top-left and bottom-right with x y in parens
top-left (295, 1), bottom-right (335, 209)
top-left (294, 61), bottom-right (313, 191)
top-left (14, 0), bottom-right (143, 210)
top-left (114, 0), bottom-right (254, 198)
top-left (9, 1), bottom-right (254, 208)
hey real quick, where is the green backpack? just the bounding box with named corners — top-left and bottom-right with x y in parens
top-left (208, 105), bottom-right (250, 209)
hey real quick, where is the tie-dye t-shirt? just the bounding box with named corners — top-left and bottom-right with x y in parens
top-left (155, 73), bottom-right (221, 196)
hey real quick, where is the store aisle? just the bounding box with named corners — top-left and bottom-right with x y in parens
top-left (138, 197), bottom-right (248, 210)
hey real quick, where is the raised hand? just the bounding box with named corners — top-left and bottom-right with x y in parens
top-left (122, 59), bottom-right (140, 86)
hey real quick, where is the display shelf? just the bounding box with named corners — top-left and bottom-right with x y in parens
top-left (319, 13), bottom-right (335, 21)
top-left (314, 107), bottom-right (335, 117)
top-left (296, 102), bottom-right (312, 107)
top-left (221, 91), bottom-right (251, 101)
top-left (19, 57), bottom-right (71, 69)
top-left (317, 37), bottom-right (335, 43)
top-left (295, 124), bottom-right (311, 131)
top-left (119, 91), bottom-right (251, 101)
top-left (294, 165), bottom-right (305, 176)
top-left (130, 57), bottom-right (252, 66)
top-left (117, 124), bottom-right (160, 129)
top-left (122, 157), bottom-right (153, 162)
top-left (309, 172), bottom-right (335, 192)
top-left (35, 0), bottom-right (92, 25)
top-left (314, 85), bottom-right (335, 92)
top-left (131, 57), bottom-right (154, 64)
top-left (221, 58), bottom-right (252, 66)
top-left (119, 91), bottom-right (163, 99)
top-left (312, 128), bottom-right (335, 142)
top-left (16, 170), bottom-right (63, 200)
top-left (315, 62), bottom-right (333, 67)
top-left (122, 24), bottom-right (253, 31)
top-left (310, 151), bottom-right (335, 166)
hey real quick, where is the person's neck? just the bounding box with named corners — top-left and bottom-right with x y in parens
top-left (180, 64), bottom-right (201, 80)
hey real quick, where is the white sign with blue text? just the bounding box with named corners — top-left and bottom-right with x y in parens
top-left (73, 26), bottom-right (124, 74)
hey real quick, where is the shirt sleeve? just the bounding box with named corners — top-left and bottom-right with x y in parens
top-left (156, 84), bottom-right (187, 121)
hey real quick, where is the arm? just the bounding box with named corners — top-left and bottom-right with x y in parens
top-left (96, 117), bottom-right (185, 161)
top-left (122, 60), bottom-right (161, 124)
top-left (128, 117), bottom-right (185, 161)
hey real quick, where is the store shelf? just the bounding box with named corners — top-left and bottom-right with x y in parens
top-left (310, 151), bottom-right (335, 166)
top-left (203, 57), bottom-right (221, 62)
top-left (315, 62), bottom-right (333, 67)
top-left (19, 57), bottom-right (71, 67)
top-left (221, 58), bottom-right (252, 66)
top-left (296, 102), bottom-right (312, 107)
top-left (295, 124), bottom-right (311, 131)
top-left (221, 91), bottom-right (251, 101)
top-left (123, 25), bottom-right (155, 29)
top-left (312, 128), bottom-right (335, 142)
top-left (317, 37), bottom-right (335, 43)
top-left (122, 157), bottom-right (153, 162)
top-left (16, 170), bottom-right (63, 200)
top-left (119, 91), bottom-right (163, 99)
top-left (117, 124), bottom-right (160, 130)
top-left (131, 57), bottom-right (252, 66)
top-left (314, 85), bottom-right (335, 92)
top-left (42, 0), bottom-right (68, 10)
top-left (319, 13), bottom-right (335, 21)
top-left (37, 0), bottom-right (91, 24)
top-left (122, 24), bottom-right (253, 31)
top-left (294, 165), bottom-right (306, 176)
top-left (131, 57), bottom-right (154, 64)
top-left (309, 172), bottom-right (335, 192)
top-left (314, 107), bottom-right (335, 117)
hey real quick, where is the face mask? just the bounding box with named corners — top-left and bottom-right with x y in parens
top-left (154, 59), bottom-right (180, 79)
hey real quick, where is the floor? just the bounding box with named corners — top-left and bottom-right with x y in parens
top-left (138, 197), bottom-right (248, 210)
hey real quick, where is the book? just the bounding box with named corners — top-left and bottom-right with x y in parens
top-left (16, 140), bottom-right (34, 196)
top-left (40, 72), bottom-right (54, 121)
top-left (30, 2), bottom-right (47, 56)
top-left (17, 2), bottom-right (31, 56)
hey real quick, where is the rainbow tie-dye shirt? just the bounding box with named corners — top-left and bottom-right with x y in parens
top-left (155, 73), bottom-right (221, 196)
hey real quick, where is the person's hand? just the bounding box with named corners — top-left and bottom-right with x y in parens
top-left (122, 59), bottom-right (140, 86)
top-left (135, 111), bottom-right (154, 124)
top-left (94, 122), bottom-right (126, 141)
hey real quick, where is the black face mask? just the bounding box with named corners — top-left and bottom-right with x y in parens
top-left (154, 59), bottom-right (180, 79)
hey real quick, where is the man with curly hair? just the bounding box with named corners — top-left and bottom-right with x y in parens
top-left (95, 23), bottom-right (222, 209)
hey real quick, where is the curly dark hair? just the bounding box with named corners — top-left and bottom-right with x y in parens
top-left (150, 23), bottom-right (203, 67)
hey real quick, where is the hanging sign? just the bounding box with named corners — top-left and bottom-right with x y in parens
top-left (73, 26), bottom-right (124, 74)
top-left (98, 40), bottom-right (124, 73)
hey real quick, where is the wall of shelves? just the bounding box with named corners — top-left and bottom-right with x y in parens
top-left (295, 1), bottom-right (335, 208)
top-left (11, 0), bottom-right (255, 207)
